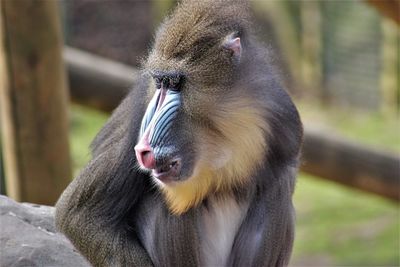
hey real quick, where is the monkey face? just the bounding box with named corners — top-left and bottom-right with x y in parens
top-left (133, 1), bottom-right (268, 213)
top-left (135, 72), bottom-right (197, 184)
top-left (135, 28), bottom-right (243, 185)
top-left (134, 59), bottom-right (268, 214)
top-left (135, 41), bottom-right (243, 185)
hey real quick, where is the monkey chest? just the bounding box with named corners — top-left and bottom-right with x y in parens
top-left (199, 196), bottom-right (249, 266)
top-left (135, 195), bottom-right (249, 266)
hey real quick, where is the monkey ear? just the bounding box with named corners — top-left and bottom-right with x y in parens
top-left (223, 34), bottom-right (242, 62)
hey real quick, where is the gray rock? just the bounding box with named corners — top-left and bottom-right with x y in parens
top-left (0, 195), bottom-right (90, 267)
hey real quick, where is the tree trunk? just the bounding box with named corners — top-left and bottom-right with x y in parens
top-left (0, 0), bottom-right (71, 205)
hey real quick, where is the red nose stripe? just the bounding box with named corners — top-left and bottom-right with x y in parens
top-left (134, 140), bottom-right (156, 169)
top-left (139, 150), bottom-right (156, 169)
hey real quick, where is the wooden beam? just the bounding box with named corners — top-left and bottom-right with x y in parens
top-left (365, 0), bottom-right (400, 25)
top-left (301, 127), bottom-right (399, 201)
top-left (65, 47), bottom-right (135, 113)
top-left (64, 47), bottom-right (400, 202)
top-left (0, 1), bottom-right (71, 205)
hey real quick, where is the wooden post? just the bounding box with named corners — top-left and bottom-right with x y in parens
top-left (0, 0), bottom-right (71, 205)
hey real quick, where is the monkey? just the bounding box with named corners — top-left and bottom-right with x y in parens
top-left (55, 0), bottom-right (303, 266)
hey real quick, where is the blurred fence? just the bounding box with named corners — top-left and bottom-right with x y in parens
top-left (62, 0), bottom-right (399, 112)
top-left (262, 0), bottom-right (398, 112)
top-left (321, 1), bottom-right (382, 109)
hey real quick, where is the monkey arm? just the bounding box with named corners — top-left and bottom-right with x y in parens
top-left (56, 82), bottom-right (154, 266)
top-left (55, 147), bottom-right (153, 267)
top-left (228, 94), bottom-right (302, 267)
top-left (228, 161), bottom-right (297, 267)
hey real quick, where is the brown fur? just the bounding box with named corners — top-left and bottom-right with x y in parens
top-left (146, 0), bottom-right (251, 88)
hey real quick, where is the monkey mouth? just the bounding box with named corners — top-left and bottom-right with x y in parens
top-left (151, 158), bottom-right (181, 183)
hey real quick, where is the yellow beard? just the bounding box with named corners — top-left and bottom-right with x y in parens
top-left (159, 98), bottom-right (269, 214)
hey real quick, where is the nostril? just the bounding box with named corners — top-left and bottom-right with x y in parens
top-left (150, 156), bottom-right (182, 181)
top-left (134, 145), bottom-right (156, 169)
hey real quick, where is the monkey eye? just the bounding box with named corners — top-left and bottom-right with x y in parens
top-left (154, 77), bottom-right (162, 89)
top-left (152, 72), bottom-right (184, 92)
top-left (168, 76), bottom-right (182, 92)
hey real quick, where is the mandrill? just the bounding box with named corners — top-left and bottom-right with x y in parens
top-left (55, 0), bottom-right (303, 266)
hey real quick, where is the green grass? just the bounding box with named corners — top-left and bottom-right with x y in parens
top-left (292, 101), bottom-right (400, 266)
top-left (292, 174), bottom-right (399, 267)
top-left (69, 104), bottom-right (108, 176)
top-left (69, 104), bottom-right (400, 267)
